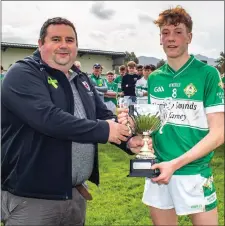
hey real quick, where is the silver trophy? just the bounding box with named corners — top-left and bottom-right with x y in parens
top-left (127, 103), bottom-right (170, 178)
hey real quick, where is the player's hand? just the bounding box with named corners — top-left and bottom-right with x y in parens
top-left (127, 135), bottom-right (153, 154)
top-left (150, 161), bottom-right (176, 185)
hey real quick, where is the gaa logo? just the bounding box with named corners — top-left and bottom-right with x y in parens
top-left (154, 86), bottom-right (164, 92)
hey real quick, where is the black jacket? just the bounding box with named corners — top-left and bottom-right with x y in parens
top-left (1, 50), bottom-right (133, 200)
top-left (121, 73), bottom-right (141, 96)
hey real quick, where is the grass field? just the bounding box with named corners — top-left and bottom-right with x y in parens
top-left (86, 143), bottom-right (224, 226)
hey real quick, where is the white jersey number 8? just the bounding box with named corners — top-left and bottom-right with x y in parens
top-left (172, 88), bottom-right (177, 98)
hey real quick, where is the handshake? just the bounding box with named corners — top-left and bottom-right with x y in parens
top-left (106, 108), bottom-right (153, 154)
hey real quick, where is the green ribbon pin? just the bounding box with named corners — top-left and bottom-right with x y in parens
top-left (48, 77), bottom-right (58, 89)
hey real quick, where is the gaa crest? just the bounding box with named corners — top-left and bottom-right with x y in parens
top-left (218, 81), bottom-right (223, 89)
top-left (203, 176), bottom-right (214, 191)
top-left (184, 83), bottom-right (197, 98)
top-left (82, 81), bottom-right (90, 91)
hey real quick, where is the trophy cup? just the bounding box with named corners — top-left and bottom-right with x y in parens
top-left (127, 103), bottom-right (169, 178)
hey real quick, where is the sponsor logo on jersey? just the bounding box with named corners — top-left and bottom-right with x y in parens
top-left (184, 83), bottom-right (197, 98)
top-left (205, 192), bottom-right (217, 205)
top-left (217, 92), bottom-right (224, 103)
top-left (154, 86), bottom-right (164, 92)
top-left (176, 101), bottom-right (197, 110)
top-left (169, 83), bottom-right (181, 88)
top-left (150, 97), bottom-right (209, 129)
top-left (191, 204), bottom-right (203, 210)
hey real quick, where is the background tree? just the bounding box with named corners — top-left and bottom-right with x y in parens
top-left (156, 59), bottom-right (166, 68)
top-left (215, 52), bottom-right (224, 73)
top-left (124, 51), bottom-right (139, 65)
top-left (114, 66), bottom-right (119, 75)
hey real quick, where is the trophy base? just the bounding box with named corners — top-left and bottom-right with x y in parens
top-left (128, 159), bottom-right (160, 178)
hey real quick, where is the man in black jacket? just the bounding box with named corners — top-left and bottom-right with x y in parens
top-left (1, 17), bottom-right (146, 226)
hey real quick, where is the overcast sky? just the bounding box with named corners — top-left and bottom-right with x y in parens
top-left (2, 1), bottom-right (224, 59)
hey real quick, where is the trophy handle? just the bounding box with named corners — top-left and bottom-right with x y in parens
top-left (158, 103), bottom-right (171, 134)
top-left (159, 112), bottom-right (170, 134)
top-left (128, 105), bottom-right (138, 135)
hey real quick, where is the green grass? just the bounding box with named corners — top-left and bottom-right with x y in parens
top-left (86, 143), bottom-right (224, 226)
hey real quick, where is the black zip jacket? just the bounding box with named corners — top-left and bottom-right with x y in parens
top-left (1, 50), bottom-right (133, 200)
top-left (121, 73), bottom-right (141, 96)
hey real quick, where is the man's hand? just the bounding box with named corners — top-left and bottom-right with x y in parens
top-left (127, 135), bottom-right (153, 154)
top-left (117, 108), bottom-right (135, 127)
top-left (106, 120), bottom-right (130, 144)
top-left (150, 161), bottom-right (176, 185)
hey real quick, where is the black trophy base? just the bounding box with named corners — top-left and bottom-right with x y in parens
top-left (128, 158), bottom-right (160, 178)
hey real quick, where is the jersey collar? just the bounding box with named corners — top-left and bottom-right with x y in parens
top-left (166, 54), bottom-right (195, 78)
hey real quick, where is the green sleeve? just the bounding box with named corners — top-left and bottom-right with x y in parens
top-left (147, 75), bottom-right (153, 104)
top-left (114, 76), bottom-right (119, 83)
top-left (103, 78), bottom-right (108, 87)
top-left (204, 67), bottom-right (224, 113)
top-left (222, 76), bottom-right (225, 84)
top-left (113, 82), bottom-right (118, 92)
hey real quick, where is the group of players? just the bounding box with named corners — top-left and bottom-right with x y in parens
top-left (88, 61), bottom-right (156, 113)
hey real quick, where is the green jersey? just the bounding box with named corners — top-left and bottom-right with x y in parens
top-left (90, 74), bottom-right (107, 88)
top-left (104, 81), bottom-right (118, 105)
top-left (114, 75), bottom-right (122, 92)
top-left (147, 55), bottom-right (224, 175)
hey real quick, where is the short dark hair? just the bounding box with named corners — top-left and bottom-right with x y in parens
top-left (106, 71), bottom-right (114, 75)
top-left (1, 65), bottom-right (3, 71)
top-left (119, 65), bottom-right (126, 71)
top-left (143, 65), bottom-right (151, 70)
top-left (150, 64), bottom-right (156, 71)
top-left (39, 17), bottom-right (78, 46)
top-left (137, 65), bottom-right (143, 70)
